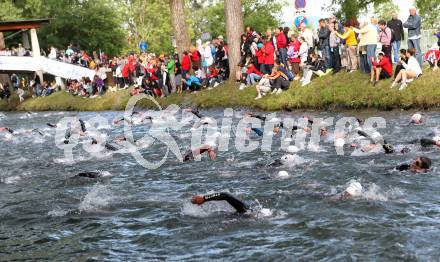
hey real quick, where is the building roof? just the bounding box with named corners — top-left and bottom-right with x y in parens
top-left (0, 19), bottom-right (50, 32)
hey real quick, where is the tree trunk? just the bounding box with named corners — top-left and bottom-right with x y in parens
top-left (169, 0), bottom-right (191, 60)
top-left (0, 33), bottom-right (5, 50)
top-left (224, 0), bottom-right (244, 80)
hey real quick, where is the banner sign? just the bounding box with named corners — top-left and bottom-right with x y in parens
top-left (0, 56), bottom-right (95, 80)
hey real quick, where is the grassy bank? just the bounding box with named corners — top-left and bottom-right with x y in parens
top-left (1, 69), bottom-right (439, 112)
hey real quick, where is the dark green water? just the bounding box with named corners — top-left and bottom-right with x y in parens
top-left (1, 110), bottom-right (440, 261)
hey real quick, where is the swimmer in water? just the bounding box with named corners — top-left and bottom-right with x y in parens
top-left (91, 138), bottom-right (119, 151)
top-left (420, 138), bottom-right (440, 148)
top-left (182, 145), bottom-right (216, 162)
top-left (184, 107), bottom-right (215, 129)
top-left (395, 156), bottom-right (432, 173)
top-left (191, 192), bottom-right (249, 214)
top-left (410, 113), bottom-right (424, 124)
top-left (75, 172), bottom-right (110, 179)
top-left (356, 130), bottom-right (398, 154)
top-left (327, 182), bottom-right (363, 201)
top-left (46, 123), bottom-right (58, 128)
top-left (0, 127), bottom-right (15, 134)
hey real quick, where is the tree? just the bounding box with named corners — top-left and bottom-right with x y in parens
top-left (416, 0), bottom-right (440, 29)
top-left (189, 0), bottom-right (284, 41)
top-left (123, 0), bottom-right (174, 54)
top-left (170, 0), bottom-right (191, 59)
top-left (373, 1), bottom-right (399, 20)
top-left (224, 0), bottom-right (244, 79)
top-left (0, 0), bottom-right (127, 56)
top-left (330, 0), bottom-right (391, 20)
top-left (0, 0), bottom-right (23, 49)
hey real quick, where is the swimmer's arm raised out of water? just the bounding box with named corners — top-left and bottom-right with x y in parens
top-left (193, 145), bottom-right (217, 160)
top-left (184, 108), bottom-right (203, 119)
top-left (246, 113), bottom-right (267, 122)
top-left (192, 192), bottom-right (249, 213)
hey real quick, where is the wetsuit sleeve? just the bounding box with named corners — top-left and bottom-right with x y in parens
top-left (191, 109), bottom-right (203, 119)
top-left (396, 164), bottom-right (410, 171)
top-left (77, 172), bottom-right (100, 178)
top-left (251, 128), bottom-right (264, 137)
top-left (79, 119), bottom-right (87, 132)
top-left (203, 192), bottom-right (249, 213)
top-left (250, 114), bottom-right (267, 122)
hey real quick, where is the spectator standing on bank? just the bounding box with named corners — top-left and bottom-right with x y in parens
top-left (403, 7), bottom-right (423, 66)
top-left (387, 12), bottom-right (405, 64)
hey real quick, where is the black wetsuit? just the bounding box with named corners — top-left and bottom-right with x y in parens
top-left (190, 108), bottom-right (204, 119)
top-left (396, 164), bottom-right (410, 171)
top-left (203, 192), bottom-right (249, 213)
top-left (79, 119), bottom-right (86, 133)
top-left (76, 172), bottom-right (101, 178)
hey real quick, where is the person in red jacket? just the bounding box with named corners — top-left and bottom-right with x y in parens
top-left (255, 43), bottom-right (265, 72)
top-left (191, 47), bottom-right (201, 69)
top-left (121, 62), bottom-right (130, 88)
top-left (262, 38), bottom-right (275, 75)
top-left (181, 51), bottom-right (191, 78)
top-left (245, 63), bottom-right (262, 86)
top-left (370, 51), bottom-right (393, 86)
top-left (275, 27), bottom-right (288, 68)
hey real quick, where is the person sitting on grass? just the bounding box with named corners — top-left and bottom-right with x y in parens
top-left (245, 63), bottom-right (262, 87)
top-left (206, 64), bottom-right (222, 89)
top-left (391, 48), bottom-right (422, 91)
top-left (394, 49), bottom-right (408, 78)
top-left (185, 73), bottom-right (202, 93)
top-left (370, 51), bottom-right (392, 86)
top-left (255, 60), bottom-right (290, 100)
top-left (301, 52), bottom-right (328, 87)
top-left (141, 77), bottom-right (161, 97)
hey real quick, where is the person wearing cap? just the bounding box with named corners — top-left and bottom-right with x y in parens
top-left (410, 113), bottom-right (423, 124)
top-left (370, 51), bottom-right (392, 86)
top-left (328, 181), bottom-right (363, 201)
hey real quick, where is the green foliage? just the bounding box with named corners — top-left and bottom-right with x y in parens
top-left (0, 0), bottom-right (22, 20)
top-left (416, 0), bottom-right (440, 29)
top-left (332, 0), bottom-right (392, 20)
top-left (189, 0), bottom-right (285, 42)
top-left (2, 0), bottom-right (127, 56)
top-left (373, 1), bottom-right (399, 21)
top-left (122, 0), bottom-right (174, 55)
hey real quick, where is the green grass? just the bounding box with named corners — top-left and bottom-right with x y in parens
top-left (1, 68), bottom-right (439, 112)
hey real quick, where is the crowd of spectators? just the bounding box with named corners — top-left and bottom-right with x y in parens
top-left (1, 6), bottom-right (439, 103)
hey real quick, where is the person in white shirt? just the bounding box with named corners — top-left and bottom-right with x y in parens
top-left (391, 48), bottom-right (422, 90)
top-left (299, 24), bottom-right (314, 53)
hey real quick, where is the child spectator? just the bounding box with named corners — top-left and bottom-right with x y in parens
top-left (370, 51), bottom-right (392, 86)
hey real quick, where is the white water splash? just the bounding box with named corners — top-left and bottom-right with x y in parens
top-left (0, 175), bottom-right (21, 184)
top-left (48, 208), bottom-right (71, 217)
top-left (78, 185), bottom-right (116, 213)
